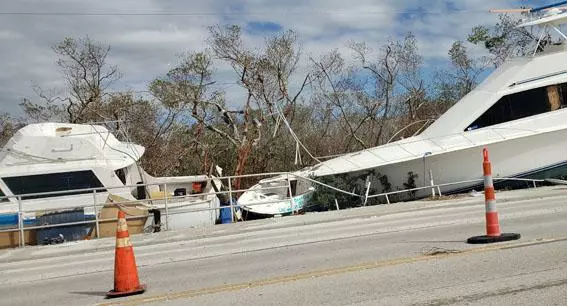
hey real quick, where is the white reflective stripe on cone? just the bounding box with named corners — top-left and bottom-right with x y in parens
top-left (117, 218), bottom-right (128, 232)
top-left (483, 175), bottom-right (494, 188)
top-left (485, 200), bottom-right (497, 213)
top-left (116, 237), bottom-right (132, 248)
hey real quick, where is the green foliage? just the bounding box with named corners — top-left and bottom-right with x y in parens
top-left (309, 174), bottom-right (359, 211)
top-left (378, 174), bottom-right (392, 193)
top-left (403, 171), bottom-right (419, 199)
top-left (308, 170), bottom-right (391, 210)
top-left (434, 40), bottom-right (486, 107)
top-left (467, 14), bottom-right (540, 67)
top-left (150, 51), bottom-right (217, 110)
top-left (448, 41), bottom-right (473, 70)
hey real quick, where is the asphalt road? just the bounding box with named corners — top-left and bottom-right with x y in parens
top-left (0, 187), bottom-right (566, 305)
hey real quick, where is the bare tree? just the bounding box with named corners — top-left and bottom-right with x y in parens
top-left (21, 36), bottom-right (121, 123)
top-left (435, 41), bottom-right (488, 106)
top-left (0, 113), bottom-right (24, 147)
top-left (150, 25), bottom-right (318, 187)
top-left (348, 33), bottom-right (427, 145)
top-left (207, 25), bottom-right (312, 189)
top-left (149, 51), bottom-right (228, 174)
top-left (12, 24), bottom-right (509, 183)
top-left (311, 50), bottom-right (375, 151)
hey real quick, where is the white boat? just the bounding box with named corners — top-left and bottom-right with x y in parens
top-left (237, 174), bottom-right (314, 217)
top-left (239, 7), bottom-right (567, 215)
top-left (0, 122), bottom-right (221, 237)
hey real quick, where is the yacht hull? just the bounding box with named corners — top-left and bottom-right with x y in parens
top-left (239, 126), bottom-right (567, 213)
top-left (340, 127), bottom-right (567, 201)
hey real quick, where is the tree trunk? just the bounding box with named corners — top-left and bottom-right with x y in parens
top-left (233, 142), bottom-right (253, 193)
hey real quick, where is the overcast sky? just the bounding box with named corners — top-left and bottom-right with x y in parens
top-left (0, 0), bottom-right (546, 116)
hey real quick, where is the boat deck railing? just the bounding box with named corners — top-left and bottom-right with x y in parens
top-left (0, 171), bottom-right (548, 248)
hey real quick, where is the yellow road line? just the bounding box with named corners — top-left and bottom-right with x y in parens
top-left (98, 237), bottom-right (565, 306)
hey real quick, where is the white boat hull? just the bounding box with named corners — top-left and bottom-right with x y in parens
top-left (239, 123), bottom-right (567, 211)
top-left (240, 192), bottom-right (312, 216)
top-left (343, 127), bottom-right (567, 201)
top-left (144, 197), bottom-right (220, 230)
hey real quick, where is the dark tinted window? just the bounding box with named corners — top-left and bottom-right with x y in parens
top-left (0, 186), bottom-right (7, 202)
top-left (3, 171), bottom-right (104, 199)
top-left (115, 168), bottom-right (126, 185)
top-left (466, 83), bottom-right (567, 131)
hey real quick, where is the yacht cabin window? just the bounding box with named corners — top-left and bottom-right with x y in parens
top-left (115, 168), bottom-right (127, 185)
top-left (3, 170), bottom-right (105, 200)
top-left (466, 82), bottom-right (567, 131)
top-left (0, 186), bottom-right (8, 202)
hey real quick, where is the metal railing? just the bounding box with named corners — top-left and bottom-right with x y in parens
top-left (0, 171), bottom-right (298, 247)
top-left (364, 176), bottom-right (544, 204)
top-left (0, 170), bottom-right (547, 248)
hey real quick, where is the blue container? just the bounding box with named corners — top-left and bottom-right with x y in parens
top-left (0, 213), bottom-right (37, 229)
top-left (0, 214), bottom-right (19, 227)
top-left (220, 207), bottom-right (232, 224)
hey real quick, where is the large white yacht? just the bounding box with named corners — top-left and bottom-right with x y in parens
top-left (239, 6), bottom-right (567, 216)
top-left (0, 122), bottom-right (221, 241)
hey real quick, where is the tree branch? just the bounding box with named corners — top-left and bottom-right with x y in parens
top-left (315, 59), bottom-right (367, 149)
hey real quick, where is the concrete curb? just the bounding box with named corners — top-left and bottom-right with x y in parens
top-left (0, 187), bottom-right (564, 264)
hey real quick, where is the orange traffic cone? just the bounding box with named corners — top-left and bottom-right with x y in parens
top-left (107, 210), bottom-right (146, 298)
top-left (467, 148), bottom-right (521, 244)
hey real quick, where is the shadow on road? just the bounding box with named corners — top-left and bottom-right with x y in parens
top-left (398, 240), bottom-right (466, 243)
top-left (69, 291), bottom-right (108, 297)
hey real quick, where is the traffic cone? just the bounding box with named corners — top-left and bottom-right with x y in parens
top-left (107, 210), bottom-right (146, 298)
top-left (467, 148), bottom-right (521, 244)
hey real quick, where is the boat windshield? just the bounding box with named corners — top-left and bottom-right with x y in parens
top-left (3, 170), bottom-right (105, 200)
top-left (466, 82), bottom-right (567, 131)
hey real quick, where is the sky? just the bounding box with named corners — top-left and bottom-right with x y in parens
top-left (0, 0), bottom-right (552, 116)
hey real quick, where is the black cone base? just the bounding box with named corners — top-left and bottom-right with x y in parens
top-left (467, 233), bottom-right (521, 244)
top-left (106, 284), bottom-right (146, 298)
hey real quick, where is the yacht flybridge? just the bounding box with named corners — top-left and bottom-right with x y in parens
top-left (0, 123), bottom-right (221, 241)
top-left (239, 3), bottom-right (567, 216)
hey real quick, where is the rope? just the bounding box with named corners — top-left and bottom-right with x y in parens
top-left (88, 124), bottom-right (141, 165)
top-left (273, 101), bottom-right (322, 164)
top-left (289, 173), bottom-right (362, 197)
top-left (89, 123), bottom-right (152, 200)
top-left (294, 142), bottom-right (302, 165)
